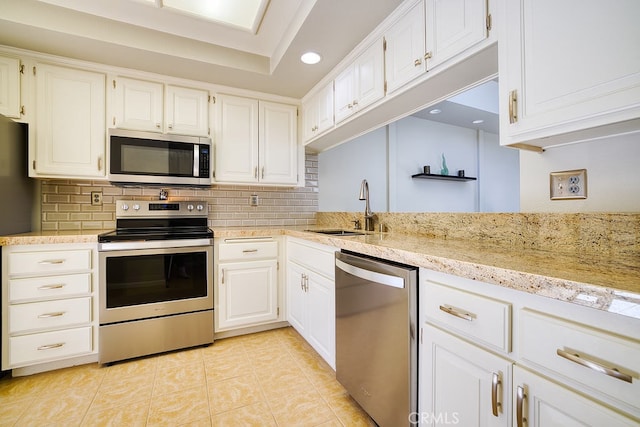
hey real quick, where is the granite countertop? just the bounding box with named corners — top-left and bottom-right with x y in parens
top-left (2, 227), bottom-right (639, 320)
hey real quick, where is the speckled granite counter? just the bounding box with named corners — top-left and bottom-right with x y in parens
top-left (2, 225), bottom-right (639, 320)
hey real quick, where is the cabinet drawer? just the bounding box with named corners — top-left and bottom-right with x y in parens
top-left (520, 309), bottom-right (640, 412)
top-left (287, 239), bottom-right (337, 278)
top-left (423, 280), bottom-right (511, 353)
top-left (9, 326), bottom-right (93, 367)
top-left (9, 273), bottom-right (92, 302)
top-left (9, 249), bottom-right (91, 276)
top-left (9, 297), bottom-right (92, 334)
top-left (218, 239), bottom-right (278, 261)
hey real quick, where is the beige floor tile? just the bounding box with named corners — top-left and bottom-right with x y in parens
top-left (91, 373), bottom-right (154, 411)
top-left (103, 355), bottom-right (158, 382)
top-left (0, 395), bottom-right (34, 426)
top-left (153, 361), bottom-right (206, 396)
top-left (208, 374), bottom-right (264, 415)
top-left (211, 401), bottom-right (276, 427)
top-left (15, 387), bottom-right (95, 426)
top-left (147, 385), bottom-right (210, 426)
top-left (155, 347), bottom-right (203, 369)
top-left (0, 371), bottom-right (58, 400)
top-left (325, 392), bottom-right (377, 427)
top-left (178, 417), bottom-right (212, 427)
top-left (256, 368), bottom-right (315, 402)
top-left (81, 399), bottom-right (150, 427)
top-left (202, 338), bottom-right (246, 361)
top-left (204, 351), bottom-right (252, 383)
top-left (248, 346), bottom-right (298, 371)
top-left (269, 389), bottom-right (336, 427)
top-left (305, 368), bottom-right (347, 398)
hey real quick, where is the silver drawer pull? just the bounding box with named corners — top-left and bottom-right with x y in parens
top-left (439, 304), bottom-right (476, 321)
top-left (556, 349), bottom-right (633, 383)
top-left (38, 311), bottom-right (66, 318)
top-left (516, 385), bottom-right (526, 427)
top-left (491, 372), bottom-right (502, 417)
top-left (38, 284), bottom-right (66, 290)
top-left (38, 259), bottom-right (66, 265)
top-left (242, 249), bottom-right (258, 253)
top-left (37, 342), bottom-right (65, 350)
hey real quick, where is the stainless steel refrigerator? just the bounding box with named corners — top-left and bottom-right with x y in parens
top-left (0, 113), bottom-right (37, 375)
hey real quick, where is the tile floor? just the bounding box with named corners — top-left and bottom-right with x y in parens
top-left (0, 327), bottom-right (376, 426)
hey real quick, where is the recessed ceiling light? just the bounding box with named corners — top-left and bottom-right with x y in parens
top-left (472, 119), bottom-right (484, 124)
top-left (429, 109), bottom-right (441, 114)
top-left (301, 52), bottom-right (322, 65)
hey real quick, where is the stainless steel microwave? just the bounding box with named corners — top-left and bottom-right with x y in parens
top-left (107, 129), bottom-right (211, 186)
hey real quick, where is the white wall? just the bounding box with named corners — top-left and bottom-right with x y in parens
top-left (520, 133), bottom-right (640, 212)
top-left (479, 131), bottom-right (520, 212)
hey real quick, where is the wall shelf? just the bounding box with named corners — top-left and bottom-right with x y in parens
top-left (411, 173), bottom-right (477, 181)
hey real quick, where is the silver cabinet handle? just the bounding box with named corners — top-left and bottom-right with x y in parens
top-left (155, 123), bottom-right (161, 129)
top-left (38, 311), bottom-right (66, 318)
top-left (300, 273), bottom-right (305, 291)
top-left (414, 58), bottom-right (422, 66)
top-left (439, 304), bottom-right (476, 321)
top-left (491, 372), bottom-right (502, 417)
top-left (38, 284), bottom-right (65, 290)
top-left (38, 342), bottom-right (65, 350)
top-left (38, 259), bottom-right (66, 265)
top-left (261, 167), bottom-right (265, 179)
top-left (509, 90), bottom-right (518, 124)
top-left (98, 156), bottom-right (103, 171)
top-left (242, 249), bottom-right (258, 253)
top-left (556, 349), bottom-right (633, 383)
top-left (221, 269), bottom-right (225, 285)
top-left (516, 385), bottom-right (526, 427)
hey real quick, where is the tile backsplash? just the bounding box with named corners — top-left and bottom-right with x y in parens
top-left (40, 154), bottom-right (319, 231)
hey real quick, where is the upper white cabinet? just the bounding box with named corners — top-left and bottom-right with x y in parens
top-left (0, 55), bottom-right (21, 119)
top-left (499, 0), bottom-right (640, 149)
top-left (302, 81), bottom-right (334, 142)
top-left (384, 0), bottom-right (426, 94)
top-left (425, 0), bottom-right (489, 69)
top-left (214, 94), bottom-right (298, 185)
top-left (112, 76), bottom-right (209, 136)
top-left (334, 39), bottom-right (385, 123)
top-left (33, 63), bottom-right (106, 178)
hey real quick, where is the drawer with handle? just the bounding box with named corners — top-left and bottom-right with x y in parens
top-left (9, 249), bottom-right (92, 276)
top-left (218, 239), bottom-right (278, 261)
top-left (519, 309), bottom-right (640, 415)
top-left (287, 239), bottom-right (337, 279)
top-left (9, 326), bottom-right (92, 367)
top-left (9, 297), bottom-right (92, 334)
top-left (9, 273), bottom-right (92, 302)
top-left (424, 280), bottom-right (512, 353)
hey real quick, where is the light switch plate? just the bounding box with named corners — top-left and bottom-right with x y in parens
top-left (550, 169), bottom-right (587, 200)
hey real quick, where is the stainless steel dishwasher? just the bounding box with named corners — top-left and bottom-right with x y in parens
top-left (335, 250), bottom-right (418, 427)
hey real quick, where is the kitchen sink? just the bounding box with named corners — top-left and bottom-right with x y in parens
top-left (305, 229), bottom-right (366, 236)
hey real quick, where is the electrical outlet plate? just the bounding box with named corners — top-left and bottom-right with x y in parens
top-left (249, 194), bottom-right (259, 206)
top-left (91, 191), bottom-right (103, 206)
top-left (550, 169), bottom-right (587, 200)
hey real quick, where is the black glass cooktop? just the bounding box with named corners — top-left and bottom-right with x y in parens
top-left (98, 217), bottom-right (212, 242)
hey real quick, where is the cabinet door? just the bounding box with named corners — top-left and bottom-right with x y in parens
top-left (214, 94), bottom-right (259, 183)
top-left (35, 64), bottom-right (106, 178)
top-left (217, 260), bottom-right (278, 330)
top-left (286, 262), bottom-right (307, 335)
top-left (421, 325), bottom-right (511, 426)
top-left (165, 85), bottom-right (209, 136)
top-left (513, 366), bottom-right (636, 427)
top-left (334, 65), bottom-right (355, 124)
top-left (113, 77), bottom-right (163, 132)
top-left (302, 95), bottom-right (318, 142)
top-left (259, 101), bottom-right (298, 185)
top-left (316, 81), bottom-right (335, 135)
top-left (425, 0), bottom-right (487, 69)
top-left (0, 55), bottom-right (21, 118)
top-left (384, 0), bottom-right (426, 94)
top-left (355, 39), bottom-right (385, 112)
top-left (306, 270), bottom-right (335, 369)
top-left (501, 0), bottom-right (640, 148)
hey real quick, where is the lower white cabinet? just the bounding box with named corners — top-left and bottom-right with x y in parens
top-left (421, 324), bottom-right (511, 426)
top-left (1, 243), bottom-right (98, 371)
top-left (513, 365), bottom-right (636, 427)
top-left (215, 238), bottom-right (280, 332)
top-left (286, 237), bottom-right (338, 368)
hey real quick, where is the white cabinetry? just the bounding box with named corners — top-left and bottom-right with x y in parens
top-left (384, 0), bottom-right (426, 94)
top-left (216, 238), bottom-right (279, 332)
top-left (334, 39), bottom-right (385, 123)
top-left (1, 244), bottom-right (97, 371)
top-left (425, 0), bottom-right (488, 69)
top-left (286, 237), bottom-right (338, 368)
top-left (0, 55), bottom-right (21, 118)
top-left (302, 81), bottom-right (334, 142)
top-left (33, 63), bottom-right (106, 178)
top-left (112, 76), bottom-right (209, 136)
top-left (214, 94), bottom-right (298, 185)
top-left (499, 0), bottom-right (640, 149)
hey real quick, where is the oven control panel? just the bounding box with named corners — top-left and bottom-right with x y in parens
top-left (116, 200), bottom-right (207, 218)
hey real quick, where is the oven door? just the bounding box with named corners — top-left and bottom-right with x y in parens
top-left (99, 242), bottom-right (213, 324)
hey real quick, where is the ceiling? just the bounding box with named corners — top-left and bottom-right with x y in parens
top-left (0, 0), bottom-right (404, 98)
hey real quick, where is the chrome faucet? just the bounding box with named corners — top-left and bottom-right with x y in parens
top-left (359, 179), bottom-right (375, 231)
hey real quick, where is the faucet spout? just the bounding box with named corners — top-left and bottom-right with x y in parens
top-left (359, 179), bottom-right (375, 231)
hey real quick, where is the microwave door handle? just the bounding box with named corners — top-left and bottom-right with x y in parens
top-left (194, 145), bottom-right (199, 177)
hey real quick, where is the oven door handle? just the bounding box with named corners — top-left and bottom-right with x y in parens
top-left (99, 238), bottom-right (213, 251)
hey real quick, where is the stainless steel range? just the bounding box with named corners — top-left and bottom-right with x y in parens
top-left (98, 200), bottom-right (214, 364)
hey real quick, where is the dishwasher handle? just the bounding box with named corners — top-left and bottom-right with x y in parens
top-left (336, 258), bottom-right (405, 289)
